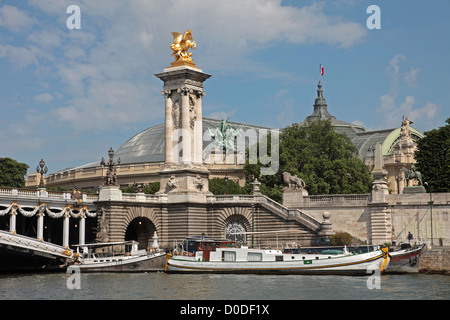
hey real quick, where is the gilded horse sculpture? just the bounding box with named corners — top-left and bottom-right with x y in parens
top-left (170, 29), bottom-right (196, 65)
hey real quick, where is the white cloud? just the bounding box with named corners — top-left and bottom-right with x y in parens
top-left (377, 55), bottom-right (440, 129)
top-left (404, 67), bottom-right (420, 87)
top-left (0, 44), bottom-right (41, 68)
top-left (0, 0), bottom-right (368, 167)
top-left (0, 4), bottom-right (37, 32)
top-left (34, 93), bottom-right (54, 103)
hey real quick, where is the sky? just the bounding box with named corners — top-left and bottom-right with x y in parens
top-left (0, 0), bottom-right (448, 175)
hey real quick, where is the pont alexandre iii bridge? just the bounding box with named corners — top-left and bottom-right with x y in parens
top-left (2, 175), bottom-right (449, 273)
top-left (0, 182), bottom-right (333, 272)
top-left (0, 187), bottom-right (99, 272)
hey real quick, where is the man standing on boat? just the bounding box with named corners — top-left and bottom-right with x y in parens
top-left (407, 232), bottom-right (414, 245)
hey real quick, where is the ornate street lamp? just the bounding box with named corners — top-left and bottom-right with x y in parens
top-left (424, 182), bottom-right (433, 245)
top-left (100, 147), bottom-right (121, 186)
top-left (36, 159), bottom-right (48, 188)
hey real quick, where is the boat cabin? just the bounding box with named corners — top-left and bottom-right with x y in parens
top-left (176, 237), bottom-right (236, 261)
top-left (73, 240), bottom-right (143, 260)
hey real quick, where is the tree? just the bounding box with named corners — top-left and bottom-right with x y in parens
top-left (0, 158), bottom-right (29, 188)
top-left (415, 118), bottom-right (450, 192)
top-left (244, 119), bottom-right (372, 201)
top-left (209, 178), bottom-right (251, 195)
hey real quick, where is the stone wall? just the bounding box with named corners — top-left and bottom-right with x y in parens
top-left (419, 247), bottom-right (449, 274)
top-left (286, 192), bottom-right (450, 246)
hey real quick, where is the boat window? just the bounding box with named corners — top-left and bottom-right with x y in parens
top-left (222, 251), bottom-right (236, 262)
top-left (275, 255), bottom-right (284, 262)
top-left (247, 252), bottom-right (262, 262)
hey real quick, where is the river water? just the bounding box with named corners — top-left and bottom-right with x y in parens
top-left (0, 272), bottom-right (448, 301)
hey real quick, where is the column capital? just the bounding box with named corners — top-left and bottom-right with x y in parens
top-left (162, 89), bottom-right (172, 98)
top-left (178, 87), bottom-right (193, 96)
top-left (195, 90), bottom-right (205, 98)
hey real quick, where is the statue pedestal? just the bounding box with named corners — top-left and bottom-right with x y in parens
top-left (98, 186), bottom-right (123, 202)
top-left (282, 188), bottom-right (308, 208)
top-left (403, 186), bottom-right (426, 194)
top-left (156, 164), bottom-right (212, 203)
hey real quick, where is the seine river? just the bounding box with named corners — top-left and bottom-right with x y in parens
top-left (1, 272), bottom-right (448, 301)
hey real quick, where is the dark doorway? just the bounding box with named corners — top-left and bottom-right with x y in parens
top-left (125, 217), bottom-right (156, 250)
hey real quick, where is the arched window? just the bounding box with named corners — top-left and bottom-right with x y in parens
top-left (225, 220), bottom-right (246, 244)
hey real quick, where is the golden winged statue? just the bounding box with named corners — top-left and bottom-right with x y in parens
top-left (169, 29), bottom-right (197, 68)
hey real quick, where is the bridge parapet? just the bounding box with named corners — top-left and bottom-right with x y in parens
top-left (0, 187), bottom-right (98, 248)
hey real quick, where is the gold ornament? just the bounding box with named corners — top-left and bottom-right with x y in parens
top-left (169, 29), bottom-right (198, 68)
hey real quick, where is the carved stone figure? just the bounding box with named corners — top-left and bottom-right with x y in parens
top-left (96, 207), bottom-right (110, 243)
top-left (283, 172), bottom-right (305, 190)
top-left (167, 176), bottom-right (180, 190)
top-left (189, 95), bottom-right (196, 129)
top-left (193, 175), bottom-right (204, 191)
top-left (172, 98), bottom-right (180, 129)
top-left (400, 116), bottom-right (413, 140)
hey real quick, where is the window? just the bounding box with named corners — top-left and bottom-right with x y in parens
top-left (275, 255), bottom-right (284, 262)
top-left (225, 221), bottom-right (246, 244)
top-left (248, 252), bottom-right (262, 262)
top-left (222, 251), bottom-right (236, 262)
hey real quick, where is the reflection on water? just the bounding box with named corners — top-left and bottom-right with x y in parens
top-left (0, 272), bottom-right (449, 300)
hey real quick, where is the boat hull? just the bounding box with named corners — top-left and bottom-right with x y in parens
top-left (167, 250), bottom-right (389, 276)
top-left (74, 252), bottom-right (167, 272)
top-left (385, 244), bottom-right (426, 274)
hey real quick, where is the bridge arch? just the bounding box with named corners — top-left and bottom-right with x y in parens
top-left (123, 207), bottom-right (159, 249)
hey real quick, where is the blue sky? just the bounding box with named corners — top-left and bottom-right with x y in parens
top-left (0, 0), bottom-right (448, 174)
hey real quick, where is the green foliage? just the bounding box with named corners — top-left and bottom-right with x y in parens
top-left (415, 118), bottom-right (450, 193)
top-left (121, 182), bottom-right (160, 194)
top-left (143, 182), bottom-right (160, 194)
top-left (209, 178), bottom-right (251, 195)
top-left (0, 158), bottom-right (29, 188)
top-left (243, 119), bottom-right (372, 202)
top-left (331, 232), bottom-right (354, 246)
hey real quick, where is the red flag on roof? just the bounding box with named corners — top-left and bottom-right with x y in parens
top-left (320, 64), bottom-right (324, 76)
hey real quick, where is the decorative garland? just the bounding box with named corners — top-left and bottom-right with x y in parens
top-left (0, 202), bottom-right (97, 219)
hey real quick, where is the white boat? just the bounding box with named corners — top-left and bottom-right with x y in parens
top-left (71, 240), bottom-right (167, 272)
top-left (165, 237), bottom-right (390, 275)
top-left (385, 243), bottom-right (426, 273)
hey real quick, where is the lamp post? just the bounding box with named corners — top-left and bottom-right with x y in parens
top-left (224, 175), bottom-right (228, 195)
top-left (100, 147), bottom-right (120, 186)
top-left (424, 182), bottom-right (433, 245)
top-left (251, 204), bottom-right (255, 248)
top-left (36, 159), bottom-right (48, 188)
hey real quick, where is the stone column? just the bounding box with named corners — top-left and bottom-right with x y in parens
top-left (164, 89), bottom-right (174, 164)
top-left (9, 209), bottom-right (16, 234)
top-left (37, 210), bottom-right (44, 241)
top-left (63, 212), bottom-right (70, 248)
top-left (179, 86), bottom-right (192, 164)
top-left (193, 91), bottom-right (204, 165)
top-left (79, 213), bottom-right (86, 245)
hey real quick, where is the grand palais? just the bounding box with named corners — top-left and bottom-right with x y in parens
top-left (26, 80), bottom-right (423, 195)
